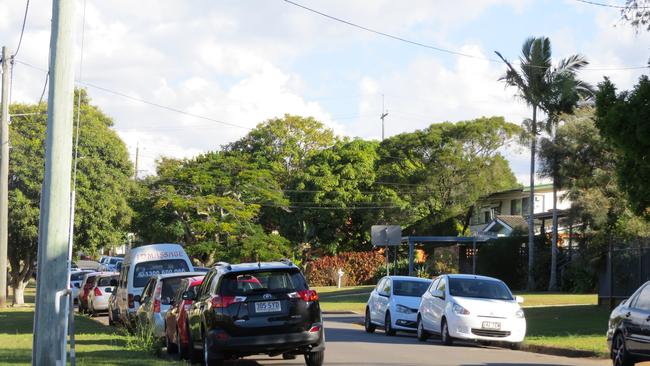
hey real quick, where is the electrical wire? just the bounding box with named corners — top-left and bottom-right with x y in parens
top-left (573, 0), bottom-right (650, 9)
top-left (283, 0), bottom-right (649, 71)
top-left (13, 0), bottom-right (30, 58)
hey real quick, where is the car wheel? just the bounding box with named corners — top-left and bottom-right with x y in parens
top-left (304, 350), bottom-right (324, 366)
top-left (384, 312), bottom-right (396, 336)
top-left (612, 332), bottom-right (634, 366)
top-left (177, 326), bottom-right (187, 360)
top-left (441, 319), bottom-right (453, 346)
top-left (364, 309), bottom-right (376, 333)
top-left (203, 334), bottom-right (223, 366)
top-left (416, 316), bottom-right (429, 342)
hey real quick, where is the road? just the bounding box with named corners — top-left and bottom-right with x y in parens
top-left (93, 313), bottom-right (609, 366)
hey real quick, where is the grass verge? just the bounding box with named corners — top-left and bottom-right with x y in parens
top-left (0, 307), bottom-right (179, 366)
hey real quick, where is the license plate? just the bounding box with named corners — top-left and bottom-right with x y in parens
top-left (255, 301), bottom-right (281, 313)
top-left (482, 321), bottom-right (501, 330)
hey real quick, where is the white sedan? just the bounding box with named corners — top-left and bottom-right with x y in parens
top-left (365, 276), bottom-right (432, 335)
top-left (417, 274), bottom-right (526, 348)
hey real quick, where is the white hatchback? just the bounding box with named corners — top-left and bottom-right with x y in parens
top-left (416, 274), bottom-right (526, 348)
top-left (364, 276), bottom-right (432, 335)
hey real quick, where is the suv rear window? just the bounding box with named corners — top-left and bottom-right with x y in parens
top-left (220, 270), bottom-right (308, 296)
top-left (133, 259), bottom-right (189, 288)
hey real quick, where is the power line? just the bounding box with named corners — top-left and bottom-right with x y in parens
top-left (283, 0), bottom-right (649, 71)
top-left (573, 0), bottom-right (650, 9)
top-left (13, 0), bottom-right (30, 58)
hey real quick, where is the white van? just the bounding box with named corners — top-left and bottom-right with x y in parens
top-left (115, 243), bottom-right (193, 327)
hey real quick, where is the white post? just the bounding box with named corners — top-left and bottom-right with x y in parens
top-left (32, 1), bottom-right (76, 365)
top-left (0, 47), bottom-right (10, 308)
top-left (337, 269), bottom-right (344, 289)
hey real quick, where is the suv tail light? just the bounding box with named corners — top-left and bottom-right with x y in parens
top-left (128, 294), bottom-right (134, 308)
top-left (298, 290), bottom-right (319, 302)
top-left (94, 287), bottom-right (102, 297)
top-left (211, 295), bottom-right (246, 308)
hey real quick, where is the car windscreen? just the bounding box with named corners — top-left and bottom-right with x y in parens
top-left (161, 277), bottom-right (186, 300)
top-left (70, 272), bottom-right (89, 281)
top-left (393, 280), bottom-right (431, 297)
top-left (133, 259), bottom-right (189, 288)
top-left (448, 278), bottom-right (513, 300)
top-left (221, 270), bottom-right (308, 296)
top-left (109, 258), bottom-right (122, 265)
top-left (97, 275), bottom-right (118, 287)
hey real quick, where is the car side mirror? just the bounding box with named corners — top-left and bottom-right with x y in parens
top-left (110, 279), bottom-right (118, 287)
top-left (182, 291), bottom-right (196, 301)
top-left (133, 295), bottom-right (141, 303)
top-left (432, 289), bottom-right (445, 299)
top-left (516, 296), bottom-right (524, 304)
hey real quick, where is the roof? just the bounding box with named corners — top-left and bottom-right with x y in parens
top-left (444, 274), bottom-right (504, 282)
top-left (222, 261), bottom-right (299, 272)
top-left (154, 271), bottom-right (204, 280)
top-left (495, 215), bottom-right (529, 231)
top-left (383, 275), bottom-right (432, 282)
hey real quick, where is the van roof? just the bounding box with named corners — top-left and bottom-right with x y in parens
top-left (123, 243), bottom-right (188, 265)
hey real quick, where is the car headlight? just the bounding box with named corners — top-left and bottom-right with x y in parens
top-left (452, 303), bottom-right (470, 316)
top-left (396, 304), bottom-right (413, 314)
top-left (515, 309), bottom-right (525, 319)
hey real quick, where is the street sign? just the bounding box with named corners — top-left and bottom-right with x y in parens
top-left (371, 225), bottom-right (402, 246)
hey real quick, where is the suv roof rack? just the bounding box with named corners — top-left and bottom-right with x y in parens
top-left (279, 258), bottom-right (294, 266)
top-left (212, 261), bottom-right (232, 270)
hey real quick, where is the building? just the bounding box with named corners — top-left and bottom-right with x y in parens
top-left (469, 184), bottom-right (572, 237)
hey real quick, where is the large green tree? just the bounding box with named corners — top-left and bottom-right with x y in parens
top-left (595, 76), bottom-right (650, 218)
top-left (496, 36), bottom-right (590, 290)
top-left (8, 90), bottom-right (134, 304)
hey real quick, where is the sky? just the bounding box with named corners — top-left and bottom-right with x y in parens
top-left (0, 0), bottom-right (648, 183)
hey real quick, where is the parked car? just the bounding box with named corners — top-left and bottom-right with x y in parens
top-left (99, 257), bottom-right (123, 272)
top-left (70, 270), bottom-right (94, 304)
top-left (164, 275), bottom-right (205, 359)
top-left (87, 272), bottom-right (119, 316)
top-left (607, 281), bottom-right (650, 366)
top-left (108, 291), bottom-right (120, 326)
top-left (364, 276), bottom-right (432, 335)
top-left (114, 243), bottom-right (194, 328)
top-left (135, 272), bottom-right (203, 339)
top-left (416, 274), bottom-right (526, 348)
top-left (78, 272), bottom-right (100, 313)
top-left (187, 260), bottom-right (325, 366)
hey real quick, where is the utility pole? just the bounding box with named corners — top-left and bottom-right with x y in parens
top-left (380, 94), bottom-right (388, 141)
top-left (0, 47), bottom-right (10, 309)
top-left (32, 1), bottom-right (76, 365)
top-left (134, 142), bottom-right (139, 179)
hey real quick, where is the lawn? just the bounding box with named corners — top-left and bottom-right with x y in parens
top-left (1, 287), bottom-right (181, 366)
top-left (515, 293), bottom-right (597, 307)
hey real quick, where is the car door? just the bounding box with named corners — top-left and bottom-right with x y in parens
top-left (430, 276), bottom-right (447, 333)
top-left (421, 278), bottom-right (439, 331)
top-left (138, 279), bottom-right (155, 326)
top-left (376, 278), bottom-right (392, 325)
top-left (627, 284), bottom-right (650, 354)
top-left (189, 270), bottom-right (215, 348)
top-left (370, 278), bottom-right (385, 323)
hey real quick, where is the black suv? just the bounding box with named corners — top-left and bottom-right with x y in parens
top-left (186, 260), bottom-right (325, 366)
top-left (608, 281), bottom-right (650, 366)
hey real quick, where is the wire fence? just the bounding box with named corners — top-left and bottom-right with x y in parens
top-left (599, 239), bottom-right (650, 308)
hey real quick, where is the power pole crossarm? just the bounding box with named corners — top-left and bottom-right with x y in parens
top-left (0, 47), bottom-right (10, 309)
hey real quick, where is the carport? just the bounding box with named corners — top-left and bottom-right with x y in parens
top-left (402, 235), bottom-right (494, 276)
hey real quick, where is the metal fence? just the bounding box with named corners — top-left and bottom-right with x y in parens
top-left (599, 239), bottom-right (650, 308)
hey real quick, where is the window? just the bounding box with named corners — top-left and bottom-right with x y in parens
top-left (511, 199), bottom-right (522, 215)
top-left (220, 270), bottom-right (308, 296)
top-left (483, 211), bottom-right (491, 224)
top-left (437, 277), bottom-right (447, 294)
top-left (522, 197), bottom-right (530, 214)
top-left (634, 285), bottom-right (650, 311)
top-left (393, 280), bottom-right (431, 297)
top-left (448, 278), bottom-right (513, 301)
top-left (97, 275), bottom-right (118, 287)
top-left (132, 259), bottom-right (189, 288)
top-left (376, 278), bottom-right (386, 292)
top-left (429, 278), bottom-right (440, 295)
top-left (382, 279), bottom-right (392, 295)
top-left (198, 270), bottom-right (216, 299)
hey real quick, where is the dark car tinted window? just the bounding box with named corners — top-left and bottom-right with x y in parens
top-left (109, 258), bottom-right (122, 265)
top-left (448, 278), bottom-right (513, 301)
top-left (634, 285), bottom-right (650, 311)
top-left (70, 272), bottom-right (89, 281)
top-left (393, 280), bottom-right (431, 297)
top-left (220, 270), bottom-right (308, 296)
top-left (133, 260), bottom-right (189, 288)
top-left (97, 275), bottom-right (118, 287)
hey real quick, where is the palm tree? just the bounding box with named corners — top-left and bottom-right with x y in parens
top-left (495, 37), bottom-right (590, 291)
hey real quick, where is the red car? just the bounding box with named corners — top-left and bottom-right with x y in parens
top-left (164, 275), bottom-right (204, 359)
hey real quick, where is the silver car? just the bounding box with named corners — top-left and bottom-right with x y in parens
top-left (135, 272), bottom-right (202, 338)
top-left (87, 272), bottom-right (119, 316)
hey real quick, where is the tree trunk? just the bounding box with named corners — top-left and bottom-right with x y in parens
top-left (549, 183), bottom-right (559, 291)
top-left (527, 106), bottom-right (537, 291)
top-left (12, 281), bottom-right (27, 305)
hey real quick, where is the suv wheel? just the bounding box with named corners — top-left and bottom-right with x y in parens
top-left (416, 316), bottom-right (429, 342)
top-left (364, 309), bottom-right (376, 333)
top-left (384, 312), bottom-right (396, 336)
top-left (188, 327), bottom-right (201, 364)
top-left (203, 334), bottom-right (223, 366)
top-left (612, 333), bottom-right (633, 366)
top-left (441, 319), bottom-right (453, 346)
top-left (304, 350), bottom-right (324, 366)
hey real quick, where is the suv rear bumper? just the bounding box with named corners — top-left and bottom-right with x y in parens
top-left (206, 328), bottom-right (325, 356)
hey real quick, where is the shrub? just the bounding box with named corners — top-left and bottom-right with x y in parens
top-left (120, 319), bottom-right (162, 356)
top-left (305, 251), bottom-right (385, 286)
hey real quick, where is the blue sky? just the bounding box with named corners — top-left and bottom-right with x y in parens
top-left (0, 0), bottom-right (648, 182)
